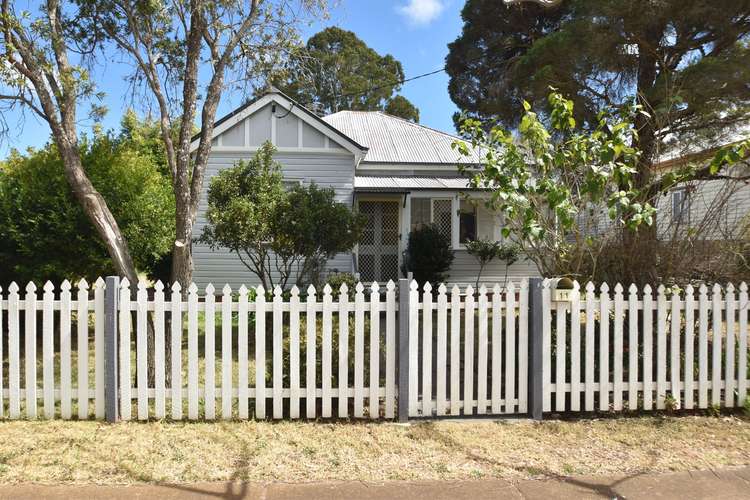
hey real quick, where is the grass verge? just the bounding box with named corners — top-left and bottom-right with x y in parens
top-left (0, 415), bottom-right (748, 484)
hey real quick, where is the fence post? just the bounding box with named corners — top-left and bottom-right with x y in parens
top-left (398, 278), bottom-right (410, 423)
top-left (528, 277), bottom-right (544, 420)
top-left (104, 276), bottom-right (120, 423)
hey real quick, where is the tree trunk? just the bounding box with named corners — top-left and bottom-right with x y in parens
top-left (618, 22), bottom-right (663, 286)
top-left (58, 137), bottom-right (157, 382)
top-left (171, 201), bottom-right (194, 289)
top-left (57, 140), bottom-right (140, 285)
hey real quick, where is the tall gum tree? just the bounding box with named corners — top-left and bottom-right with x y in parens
top-left (82, 0), bottom-right (329, 287)
top-left (0, 0), bottom-right (141, 286)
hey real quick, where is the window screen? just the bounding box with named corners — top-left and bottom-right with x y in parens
top-left (432, 199), bottom-right (453, 243)
top-left (410, 198), bottom-right (431, 231)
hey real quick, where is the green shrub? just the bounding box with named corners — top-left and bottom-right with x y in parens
top-left (0, 119), bottom-right (174, 285)
top-left (324, 272), bottom-right (358, 298)
top-left (401, 224), bottom-right (454, 286)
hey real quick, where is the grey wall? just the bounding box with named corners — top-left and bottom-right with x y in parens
top-left (193, 151), bottom-right (357, 290)
top-left (446, 252), bottom-right (541, 287)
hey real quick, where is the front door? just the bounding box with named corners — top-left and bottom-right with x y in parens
top-left (358, 200), bottom-right (400, 283)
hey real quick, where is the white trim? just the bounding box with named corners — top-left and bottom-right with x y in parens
top-left (204, 146), bottom-right (355, 156)
top-left (401, 193), bottom-right (411, 260)
top-left (409, 190), bottom-right (461, 199)
top-left (190, 93), bottom-right (367, 158)
top-left (244, 118), bottom-right (250, 147)
top-left (451, 195), bottom-right (460, 249)
top-left (271, 109), bottom-right (277, 145)
top-left (297, 119), bottom-right (303, 148)
top-left (357, 165), bottom-right (458, 175)
top-left (357, 162), bottom-right (479, 171)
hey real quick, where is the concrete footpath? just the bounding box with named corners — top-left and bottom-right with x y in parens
top-left (2, 466), bottom-right (749, 499)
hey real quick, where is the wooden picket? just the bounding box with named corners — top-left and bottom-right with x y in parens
top-left (544, 280), bottom-right (750, 413)
top-left (0, 276), bottom-right (747, 421)
top-left (408, 279), bottom-right (529, 417)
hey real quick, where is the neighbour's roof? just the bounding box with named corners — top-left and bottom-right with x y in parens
top-left (322, 111), bottom-right (481, 165)
top-left (654, 124), bottom-right (750, 170)
top-left (354, 175), bottom-right (477, 192)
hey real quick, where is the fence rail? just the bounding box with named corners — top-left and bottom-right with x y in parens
top-left (0, 276), bottom-right (748, 421)
top-left (543, 280), bottom-right (749, 413)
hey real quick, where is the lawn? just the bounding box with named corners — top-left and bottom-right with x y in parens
top-left (0, 415), bottom-right (748, 484)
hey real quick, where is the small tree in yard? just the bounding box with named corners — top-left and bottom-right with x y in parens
top-left (455, 90), bottom-right (750, 285)
top-left (401, 225), bottom-right (455, 286)
top-left (200, 143), bottom-right (364, 290)
top-left (465, 238), bottom-right (519, 291)
top-left (455, 90), bottom-right (656, 283)
top-left (280, 184), bottom-right (364, 286)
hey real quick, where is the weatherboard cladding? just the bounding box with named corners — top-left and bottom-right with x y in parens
top-left (192, 151), bottom-right (355, 289)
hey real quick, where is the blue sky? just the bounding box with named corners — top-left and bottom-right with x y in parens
top-left (1, 0), bottom-right (465, 157)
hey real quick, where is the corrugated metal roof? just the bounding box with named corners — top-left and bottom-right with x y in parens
top-left (354, 175), bottom-right (478, 191)
top-left (322, 111), bottom-right (481, 165)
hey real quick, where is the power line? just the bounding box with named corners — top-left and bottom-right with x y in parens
top-left (331, 66), bottom-right (447, 102)
top-left (292, 49), bottom-right (491, 106)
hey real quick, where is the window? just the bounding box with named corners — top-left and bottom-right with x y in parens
top-left (410, 197), bottom-right (453, 243)
top-left (672, 188), bottom-right (690, 224)
top-left (432, 199), bottom-right (453, 243)
top-left (283, 178), bottom-right (304, 190)
top-left (410, 198), bottom-right (430, 231)
top-left (459, 200), bottom-right (477, 243)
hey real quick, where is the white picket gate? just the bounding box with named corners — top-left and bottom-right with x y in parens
top-left (543, 280), bottom-right (749, 412)
top-left (407, 280), bottom-right (529, 417)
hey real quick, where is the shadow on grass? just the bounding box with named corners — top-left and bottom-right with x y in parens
top-left (404, 421), bottom-right (654, 499)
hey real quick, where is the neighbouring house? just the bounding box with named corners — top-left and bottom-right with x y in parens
top-left (191, 89), bottom-right (539, 289)
top-left (578, 129), bottom-right (750, 245)
top-left (651, 132), bottom-right (750, 242)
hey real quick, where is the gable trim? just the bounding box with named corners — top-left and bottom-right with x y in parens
top-left (190, 90), bottom-right (369, 158)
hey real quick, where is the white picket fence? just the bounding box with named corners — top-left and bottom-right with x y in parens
top-left (1, 277), bottom-right (748, 421)
top-left (0, 279), bottom-right (106, 420)
top-left (0, 278), bottom-right (399, 420)
top-left (407, 280), bottom-right (529, 417)
top-left (544, 280), bottom-right (749, 412)
top-left (118, 279), bottom-right (397, 421)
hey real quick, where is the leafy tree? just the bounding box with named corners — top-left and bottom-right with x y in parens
top-left (384, 95), bottom-right (420, 123)
top-left (280, 183), bottom-right (365, 286)
top-left (0, 126), bottom-right (174, 286)
top-left (465, 238), bottom-right (520, 291)
top-left (0, 0), bottom-right (142, 285)
top-left (456, 90), bottom-right (750, 284)
top-left (447, 0), bottom-right (750, 178)
top-left (449, 1), bottom-right (750, 280)
top-left (200, 143), bottom-right (364, 290)
top-left (78, 0), bottom-right (329, 288)
top-left (401, 225), bottom-right (455, 286)
top-left (455, 91), bottom-right (654, 282)
top-left (274, 27), bottom-right (420, 120)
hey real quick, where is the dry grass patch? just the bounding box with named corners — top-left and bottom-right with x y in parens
top-left (0, 415), bottom-right (748, 484)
